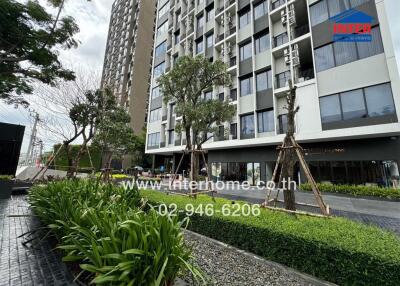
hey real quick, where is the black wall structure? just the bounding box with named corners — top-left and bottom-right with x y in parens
top-left (0, 122), bottom-right (25, 175)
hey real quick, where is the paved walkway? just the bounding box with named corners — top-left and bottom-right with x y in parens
top-left (0, 195), bottom-right (75, 286)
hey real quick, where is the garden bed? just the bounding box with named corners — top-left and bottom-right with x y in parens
top-left (300, 182), bottom-right (400, 200)
top-left (141, 189), bottom-right (400, 286)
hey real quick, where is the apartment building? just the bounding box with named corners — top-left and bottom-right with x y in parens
top-left (146, 0), bottom-right (400, 187)
top-left (101, 0), bottom-right (157, 135)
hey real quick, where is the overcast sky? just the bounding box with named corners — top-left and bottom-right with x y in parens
top-left (1, 0), bottom-right (400, 154)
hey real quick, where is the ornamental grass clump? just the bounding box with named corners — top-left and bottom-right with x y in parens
top-left (29, 180), bottom-right (203, 285)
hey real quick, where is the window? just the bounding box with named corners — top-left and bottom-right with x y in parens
top-left (196, 39), bottom-right (204, 53)
top-left (314, 44), bottom-right (335, 72)
top-left (278, 114), bottom-right (288, 134)
top-left (204, 90), bottom-right (213, 100)
top-left (168, 130), bottom-right (174, 145)
top-left (275, 71), bottom-right (290, 89)
top-left (157, 21), bottom-right (168, 36)
top-left (151, 86), bottom-right (162, 99)
top-left (334, 41), bottom-right (357, 66)
top-left (153, 62), bottom-right (165, 78)
top-left (239, 9), bottom-right (251, 29)
top-left (320, 94), bottom-right (342, 123)
top-left (147, 132), bottom-right (160, 147)
top-left (239, 41), bottom-right (252, 61)
top-left (197, 14), bottom-right (204, 29)
top-left (255, 33), bottom-right (270, 54)
top-left (240, 75), bottom-right (253, 96)
top-left (158, 2), bottom-right (169, 19)
top-left (174, 31), bottom-right (180, 44)
top-left (149, 108), bottom-right (162, 122)
top-left (319, 83), bottom-right (396, 124)
top-left (314, 27), bottom-right (384, 72)
top-left (155, 41), bottom-right (166, 57)
top-left (364, 83), bottom-right (395, 117)
top-left (218, 93), bottom-right (224, 101)
top-left (256, 70), bottom-right (272, 91)
top-left (310, 0), bottom-right (328, 26)
top-left (254, 0), bottom-right (267, 19)
top-left (310, 0), bottom-right (369, 27)
top-left (206, 34), bottom-right (214, 48)
top-left (258, 110), bottom-right (274, 133)
top-left (206, 7), bottom-right (214, 22)
top-left (340, 89), bottom-right (367, 120)
top-left (241, 114), bottom-right (255, 135)
top-left (230, 123), bottom-right (237, 139)
top-left (357, 27), bottom-right (384, 59)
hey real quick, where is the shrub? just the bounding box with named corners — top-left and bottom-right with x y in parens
top-left (141, 189), bottom-right (400, 286)
top-left (301, 182), bottom-right (400, 199)
top-left (29, 180), bottom-right (203, 285)
top-left (0, 175), bottom-right (13, 181)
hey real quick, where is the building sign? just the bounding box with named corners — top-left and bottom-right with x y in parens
top-left (331, 9), bottom-right (373, 42)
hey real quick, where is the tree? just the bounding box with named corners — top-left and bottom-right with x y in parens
top-left (93, 106), bottom-right (139, 172)
top-left (158, 56), bottom-right (235, 192)
top-left (0, 0), bottom-right (86, 106)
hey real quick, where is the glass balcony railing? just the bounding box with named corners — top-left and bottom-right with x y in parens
top-left (275, 71), bottom-right (291, 89)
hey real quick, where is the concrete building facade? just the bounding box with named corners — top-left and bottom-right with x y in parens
top-left (101, 0), bottom-right (157, 134)
top-left (146, 0), bottom-right (400, 187)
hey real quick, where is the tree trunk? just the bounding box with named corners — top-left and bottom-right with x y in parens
top-left (63, 144), bottom-right (75, 178)
top-left (71, 143), bottom-right (87, 177)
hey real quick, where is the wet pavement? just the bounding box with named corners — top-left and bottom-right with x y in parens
top-left (0, 195), bottom-right (75, 286)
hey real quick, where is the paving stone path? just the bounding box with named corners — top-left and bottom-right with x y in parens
top-left (0, 195), bottom-right (76, 286)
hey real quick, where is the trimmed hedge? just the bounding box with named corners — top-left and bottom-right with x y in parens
top-left (301, 182), bottom-right (400, 200)
top-left (141, 189), bottom-right (400, 285)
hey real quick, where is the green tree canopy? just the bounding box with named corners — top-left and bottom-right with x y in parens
top-left (0, 0), bottom-right (84, 106)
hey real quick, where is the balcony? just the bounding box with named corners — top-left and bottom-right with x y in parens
top-left (216, 33), bottom-right (224, 43)
top-left (297, 68), bottom-right (314, 82)
top-left (275, 71), bottom-right (291, 89)
top-left (229, 56), bottom-right (236, 67)
top-left (271, 0), bottom-right (285, 11)
top-left (225, 27), bottom-right (236, 37)
top-left (229, 89), bottom-right (237, 101)
top-left (273, 32), bottom-right (288, 48)
top-left (294, 25), bottom-right (310, 38)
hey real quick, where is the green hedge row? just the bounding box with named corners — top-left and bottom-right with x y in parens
top-left (141, 190), bottom-right (400, 285)
top-left (301, 183), bottom-right (400, 199)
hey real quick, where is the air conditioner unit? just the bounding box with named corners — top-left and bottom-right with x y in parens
top-left (281, 10), bottom-right (287, 25)
top-left (284, 49), bottom-right (290, 64)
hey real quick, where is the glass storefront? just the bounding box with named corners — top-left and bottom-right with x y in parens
top-left (211, 162), bottom-right (261, 185)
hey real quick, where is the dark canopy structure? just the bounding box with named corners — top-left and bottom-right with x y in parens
top-left (0, 122), bottom-right (25, 175)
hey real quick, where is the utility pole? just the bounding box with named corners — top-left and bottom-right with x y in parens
top-left (25, 112), bottom-right (39, 165)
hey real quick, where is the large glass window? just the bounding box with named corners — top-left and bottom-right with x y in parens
top-left (158, 2), bottom-right (169, 19)
top-left (256, 70), bottom-right (272, 91)
top-left (241, 114), bottom-right (255, 135)
top-left (240, 75), bottom-right (253, 96)
top-left (334, 41), bottom-right (358, 66)
top-left (320, 94), bottom-right (342, 123)
top-left (149, 108), bottom-right (162, 123)
top-left (168, 130), bottom-right (174, 145)
top-left (230, 123), bottom-right (237, 139)
top-left (315, 44), bottom-right (335, 72)
top-left (151, 86), bottom-right (162, 99)
top-left (196, 39), bottom-right (204, 54)
top-left (310, 0), bottom-right (328, 26)
top-left (364, 83), bottom-right (395, 117)
top-left (206, 7), bottom-right (214, 22)
top-left (357, 27), bottom-right (384, 59)
top-left (147, 132), bottom-right (160, 147)
top-left (255, 33), bottom-right (270, 54)
top-left (155, 41), bottom-right (166, 57)
top-left (197, 14), bottom-right (204, 29)
top-left (239, 9), bottom-right (251, 29)
top-left (319, 83), bottom-right (396, 123)
top-left (257, 110), bottom-right (274, 133)
top-left (239, 42), bottom-right (252, 61)
top-left (206, 34), bottom-right (214, 48)
top-left (340, 89), bottom-right (367, 120)
top-left (157, 21), bottom-right (168, 36)
top-left (153, 62), bottom-right (165, 78)
top-left (204, 90), bottom-right (213, 100)
top-left (254, 0), bottom-right (267, 19)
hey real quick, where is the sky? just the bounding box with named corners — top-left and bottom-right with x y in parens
top-left (1, 0), bottom-right (400, 155)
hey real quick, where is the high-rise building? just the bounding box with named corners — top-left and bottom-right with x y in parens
top-left (101, 0), bottom-right (157, 134)
top-left (146, 0), bottom-right (400, 187)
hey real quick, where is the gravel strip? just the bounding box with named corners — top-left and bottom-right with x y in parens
top-left (180, 230), bottom-right (335, 286)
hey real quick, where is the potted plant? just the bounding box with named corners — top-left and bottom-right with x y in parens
top-left (0, 175), bottom-right (14, 199)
